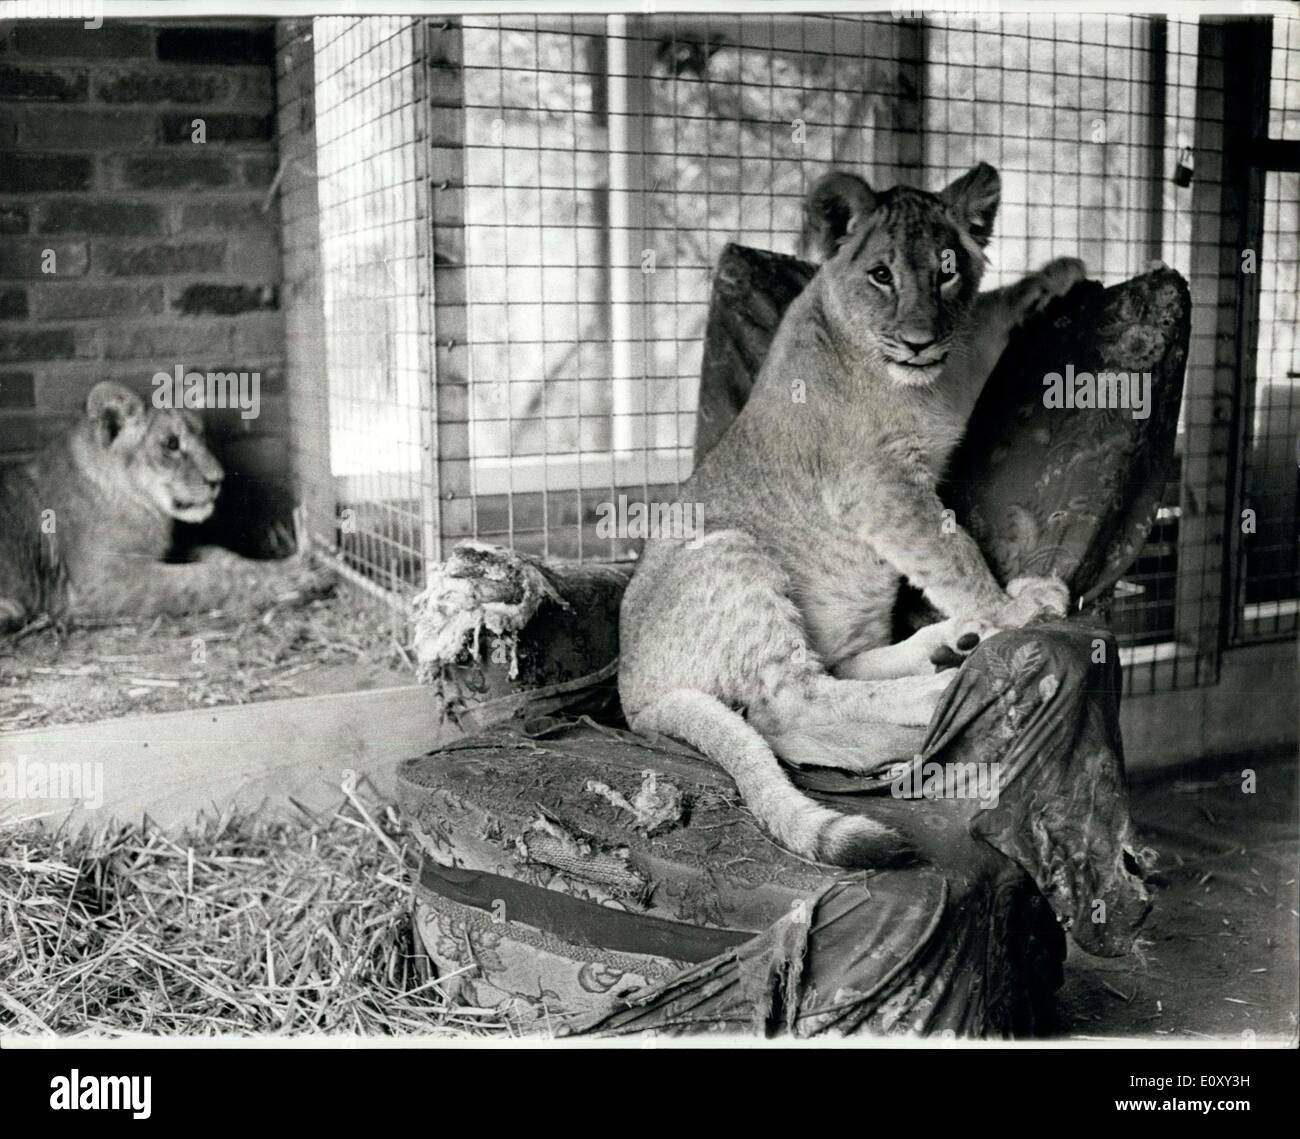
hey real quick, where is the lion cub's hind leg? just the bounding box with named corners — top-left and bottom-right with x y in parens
top-left (748, 671), bottom-right (952, 734)
top-left (748, 671), bottom-right (952, 776)
top-left (621, 531), bottom-right (914, 867)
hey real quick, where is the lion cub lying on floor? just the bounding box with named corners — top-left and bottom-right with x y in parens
top-left (620, 162), bottom-right (1085, 868)
top-left (0, 380), bottom-right (331, 631)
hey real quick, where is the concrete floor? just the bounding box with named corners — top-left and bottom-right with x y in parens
top-left (1058, 752), bottom-right (1298, 1042)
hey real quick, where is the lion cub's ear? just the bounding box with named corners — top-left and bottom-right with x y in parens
top-left (803, 171), bottom-right (877, 262)
top-left (940, 161), bottom-right (1001, 248)
top-left (86, 381), bottom-right (145, 446)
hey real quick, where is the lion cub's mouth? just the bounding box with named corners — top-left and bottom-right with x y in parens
top-left (886, 358), bottom-right (946, 386)
top-left (171, 497), bottom-right (217, 523)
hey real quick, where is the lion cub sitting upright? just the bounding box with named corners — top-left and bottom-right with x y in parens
top-left (0, 380), bottom-right (330, 631)
top-left (619, 162), bottom-right (1085, 868)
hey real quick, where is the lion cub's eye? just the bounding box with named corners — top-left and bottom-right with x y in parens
top-left (868, 265), bottom-right (893, 287)
top-left (165, 436), bottom-right (181, 452)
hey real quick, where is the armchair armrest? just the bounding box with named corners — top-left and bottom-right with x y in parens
top-left (411, 542), bottom-right (629, 731)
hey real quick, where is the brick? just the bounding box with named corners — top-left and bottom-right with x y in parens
top-left (0, 328), bottom-right (75, 362)
top-left (0, 152), bottom-right (93, 193)
top-left (224, 236), bottom-right (281, 279)
top-left (94, 67), bottom-right (231, 104)
top-left (172, 283), bottom-right (277, 316)
top-left (0, 363), bottom-right (114, 412)
top-left (32, 283), bottom-right (164, 320)
top-left (38, 199), bottom-right (164, 236)
top-left (228, 312), bottom-right (284, 358)
top-left (0, 371), bottom-right (36, 408)
top-left (178, 200), bottom-right (274, 236)
top-left (100, 322), bottom-right (232, 361)
top-left (98, 241), bottom-right (225, 276)
top-left (0, 240), bottom-right (90, 279)
top-left (73, 326), bottom-right (103, 359)
top-left (0, 288), bottom-right (27, 320)
top-left (155, 27), bottom-right (274, 67)
top-left (0, 64), bottom-right (88, 102)
top-left (0, 207), bottom-right (29, 235)
top-left (239, 153), bottom-right (277, 188)
top-left (111, 151), bottom-right (236, 190)
top-left (9, 22), bottom-right (155, 60)
top-left (20, 107), bottom-right (156, 148)
top-left (0, 412), bottom-right (76, 455)
top-left (232, 69), bottom-right (274, 104)
top-left (158, 111), bottom-right (273, 145)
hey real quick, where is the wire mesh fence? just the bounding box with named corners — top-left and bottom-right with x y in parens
top-left (1228, 17), bottom-right (1300, 646)
top-left (1236, 168), bottom-right (1299, 643)
top-left (312, 17), bottom-right (433, 596)
top-left (290, 12), bottom-right (1299, 693)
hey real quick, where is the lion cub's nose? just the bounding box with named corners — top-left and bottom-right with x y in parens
top-left (206, 474), bottom-right (223, 492)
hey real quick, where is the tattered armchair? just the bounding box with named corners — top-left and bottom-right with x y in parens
top-left (396, 244), bottom-right (1190, 1037)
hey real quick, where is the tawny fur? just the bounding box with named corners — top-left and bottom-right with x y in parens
top-left (620, 162), bottom-right (1085, 868)
top-left (0, 380), bottom-right (329, 631)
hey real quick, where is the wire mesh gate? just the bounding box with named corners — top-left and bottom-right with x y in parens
top-left (282, 12), bottom-right (1300, 695)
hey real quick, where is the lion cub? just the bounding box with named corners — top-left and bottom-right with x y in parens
top-left (619, 162), bottom-right (1085, 868)
top-left (0, 381), bottom-right (330, 631)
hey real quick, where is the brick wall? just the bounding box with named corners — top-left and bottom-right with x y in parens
top-left (0, 18), bottom-right (290, 555)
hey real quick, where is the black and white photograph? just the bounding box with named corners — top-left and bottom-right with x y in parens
top-left (0, 0), bottom-right (1296, 1105)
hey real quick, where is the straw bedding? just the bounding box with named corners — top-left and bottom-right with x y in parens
top-left (0, 786), bottom-right (509, 1038)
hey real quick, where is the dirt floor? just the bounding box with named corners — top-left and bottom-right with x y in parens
top-left (1058, 752), bottom-right (1298, 1042)
top-left (0, 595), bottom-right (413, 733)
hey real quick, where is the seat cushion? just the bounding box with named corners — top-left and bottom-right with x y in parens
top-left (398, 718), bottom-right (1064, 1037)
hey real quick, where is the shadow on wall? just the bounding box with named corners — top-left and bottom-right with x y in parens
top-left (174, 421), bottom-right (297, 561)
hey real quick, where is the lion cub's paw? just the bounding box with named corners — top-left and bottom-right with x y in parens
top-left (1039, 256), bottom-right (1088, 294)
top-left (996, 575), bottom-right (1070, 628)
top-left (1010, 256), bottom-right (1088, 324)
top-left (927, 615), bottom-right (997, 671)
top-left (275, 554), bottom-right (336, 604)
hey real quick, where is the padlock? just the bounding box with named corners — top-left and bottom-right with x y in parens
top-left (1172, 146), bottom-right (1194, 187)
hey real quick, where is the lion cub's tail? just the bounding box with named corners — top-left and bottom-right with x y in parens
top-left (630, 688), bottom-right (914, 869)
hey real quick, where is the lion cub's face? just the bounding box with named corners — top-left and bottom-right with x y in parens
top-left (804, 162), bottom-right (1002, 387)
top-left (82, 381), bottom-right (225, 524)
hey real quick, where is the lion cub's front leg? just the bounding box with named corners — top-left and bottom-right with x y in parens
top-left (839, 576), bottom-right (1070, 681)
top-left (71, 550), bottom-right (334, 620)
top-left (841, 470), bottom-right (1068, 680)
top-left (946, 257), bottom-right (1088, 418)
top-left (842, 257), bottom-right (1086, 680)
